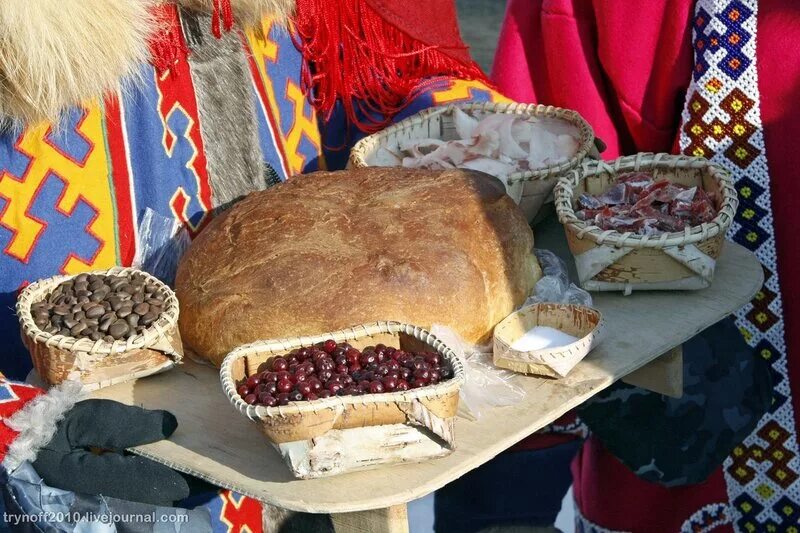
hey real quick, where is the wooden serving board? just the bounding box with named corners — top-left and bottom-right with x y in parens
top-left (90, 219), bottom-right (763, 514)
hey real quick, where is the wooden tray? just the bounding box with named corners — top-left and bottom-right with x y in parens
top-left (88, 219), bottom-right (762, 514)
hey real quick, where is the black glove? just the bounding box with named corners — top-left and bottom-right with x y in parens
top-left (32, 399), bottom-right (190, 506)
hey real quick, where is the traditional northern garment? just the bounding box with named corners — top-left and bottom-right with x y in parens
top-left (494, 0), bottom-right (800, 531)
top-left (0, 2), bottom-right (502, 530)
top-left (0, 5), bottom-right (501, 380)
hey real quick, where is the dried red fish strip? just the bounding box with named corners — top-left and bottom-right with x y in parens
top-left (573, 172), bottom-right (717, 235)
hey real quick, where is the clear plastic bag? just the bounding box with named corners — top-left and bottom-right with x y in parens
top-left (431, 324), bottom-right (525, 421)
top-left (525, 249), bottom-right (593, 307)
top-left (132, 208), bottom-right (191, 287)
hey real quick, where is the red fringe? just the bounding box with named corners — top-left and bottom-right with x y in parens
top-left (294, 0), bottom-right (488, 132)
top-left (149, 4), bottom-right (190, 75)
top-left (212, 0), bottom-right (235, 38)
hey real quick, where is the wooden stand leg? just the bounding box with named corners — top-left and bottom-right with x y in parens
top-left (331, 504), bottom-right (409, 533)
top-left (622, 346), bottom-right (683, 398)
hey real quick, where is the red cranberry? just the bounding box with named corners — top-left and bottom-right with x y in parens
top-left (262, 382), bottom-right (278, 395)
top-left (429, 369), bottom-right (441, 383)
top-left (333, 347), bottom-right (346, 358)
top-left (271, 357), bottom-right (288, 371)
top-left (305, 392), bottom-right (319, 401)
top-left (391, 350), bottom-right (406, 361)
top-left (336, 364), bottom-right (349, 374)
top-left (246, 374), bottom-right (261, 388)
top-left (346, 348), bottom-right (361, 364)
top-left (400, 367), bottom-right (412, 380)
top-left (237, 385), bottom-right (250, 397)
top-left (318, 358), bottom-right (335, 372)
top-left (263, 371), bottom-right (279, 383)
top-left (318, 369), bottom-right (333, 383)
top-left (401, 357), bottom-right (415, 369)
top-left (375, 343), bottom-right (386, 352)
top-left (258, 393), bottom-right (277, 406)
top-left (244, 394), bottom-right (257, 405)
top-left (335, 354), bottom-right (347, 366)
top-left (277, 378), bottom-right (293, 393)
top-left (309, 378), bottom-right (322, 392)
top-left (395, 379), bottom-right (409, 391)
top-left (276, 393), bottom-right (290, 405)
top-left (386, 370), bottom-right (400, 379)
top-left (293, 372), bottom-right (308, 383)
top-left (358, 379), bottom-right (371, 390)
top-left (383, 376), bottom-right (398, 391)
top-left (297, 347), bottom-right (310, 361)
top-left (387, 360), bottom-right (400, 371)
top-left (340, 374), bottom-right (354, 386)
top-left (349, 362), bottom-right (362, 372)
top-left (369, 381), bottom-right (384, 394)
top-left (375, 364), bottom-right (390, 377)
top-left (318, 390), bottom-right (332, 398)
top-left (287, 354), bottom-right (299, 365)
top-left (425, 353), bottom-right (441, 366)
top-left (257, 361), bottom-right (271, 373)
top-left (409, 379), bottom-right (424, 389)
top-left (360, 352), bottom-right (377, 366)
top-left (328, 382), bottom-right (343, 395)
top-left (297, 382), bottom-right (313, 396)
top-left (414, 368), bottom-right (431, 383)
top-left (288, 363), bottom-right (299, 373)
top-left (323, 339), bottom-right (337, 354)
top-left (385, 346), bottom-right (396, 357)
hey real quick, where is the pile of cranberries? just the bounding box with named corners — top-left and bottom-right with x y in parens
top-left (236, 340), bottom-right (454, 407)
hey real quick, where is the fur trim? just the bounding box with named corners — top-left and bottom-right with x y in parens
top-left (0, 0), bottom-right (156, 126)
top-left (177, 0), bottom-right (296, 27)
top-left (3, 380), bottom-right (83, 472)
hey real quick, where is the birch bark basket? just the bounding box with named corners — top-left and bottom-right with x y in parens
top-left (220, 321), bottom-right (465, 479)
top-left (16, 267), bottom-right (183, 391)
top-left (554, 153), bottom-right (738, 294)
top-left (349, 101), bottom-right (600, 222)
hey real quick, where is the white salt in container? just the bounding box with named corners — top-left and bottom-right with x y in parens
top-left (493, 303), bottom-right (604, 378)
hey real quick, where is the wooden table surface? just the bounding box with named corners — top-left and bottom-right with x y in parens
top-left (91, 220), bottom-right (763, 514)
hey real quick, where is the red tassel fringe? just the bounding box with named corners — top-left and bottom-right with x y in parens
top-left (294, 0), bottom-right (488, 132)
top-left (149, 4), bottom-right (190, 75)
top-left (211, 0), bottom-right (235, 38)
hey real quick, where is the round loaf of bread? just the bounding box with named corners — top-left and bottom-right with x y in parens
top-left (176, 168), bottom-right (540, 366)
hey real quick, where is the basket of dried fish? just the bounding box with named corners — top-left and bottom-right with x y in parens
top-left (554, 153), bottom-right (738, 293)
top-left (350, 102), bottom-right (599, 221)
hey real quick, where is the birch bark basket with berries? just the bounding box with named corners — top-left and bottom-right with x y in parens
top-left (220, 321), bottom-right (464, 479)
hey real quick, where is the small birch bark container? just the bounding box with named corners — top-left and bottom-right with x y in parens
top-left (220, 321), bottom-right (465, 479)
top-left (554, 153), bottom-right (738, 293)
top-left (17, 267), bottom-right (183, 391)
top-left (493, 303), bottom-right (604, 378)
top-left (349, 102), bottom-right (599, 222)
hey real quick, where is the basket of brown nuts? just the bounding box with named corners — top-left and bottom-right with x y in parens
top-left (220, 321), bottom-right (464, 479)
top-left (17, 267), bottom-right (183, 391)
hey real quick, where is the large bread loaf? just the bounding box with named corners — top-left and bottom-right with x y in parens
top-left (176, 168), bottom-right (540, 366)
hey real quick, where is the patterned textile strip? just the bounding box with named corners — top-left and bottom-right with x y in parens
top-left (679, 1), bottom-right (800, 530)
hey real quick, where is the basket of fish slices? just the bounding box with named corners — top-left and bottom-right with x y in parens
top-left (350, 101), bottom-right (600, 221)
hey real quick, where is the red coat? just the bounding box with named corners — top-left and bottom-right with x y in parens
top-left (494, 0), bottom-right (800, 530)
